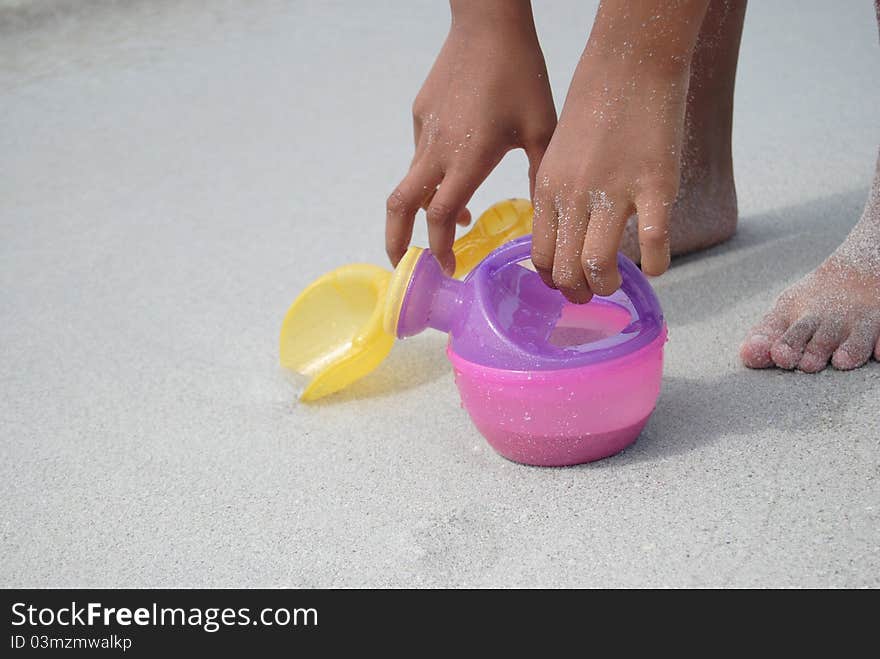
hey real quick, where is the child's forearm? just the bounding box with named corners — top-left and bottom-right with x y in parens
top-left (585, 0), bottom-right (711, 73)
top-left (449, 0), bottom-right (538, 39)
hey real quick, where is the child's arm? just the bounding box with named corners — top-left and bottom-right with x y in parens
top-left (386, 0), bottom-right (556, 275)
top-left (532, 0), bottom-right (710, 302)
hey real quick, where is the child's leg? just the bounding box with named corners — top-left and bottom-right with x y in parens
top-left (741, 153), bottom-right (880, 371)
top-left (621, 0), bottom-right (746, 260)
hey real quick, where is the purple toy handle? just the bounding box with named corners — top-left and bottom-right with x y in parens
top-left (397, 236), bottom-right (664, 371)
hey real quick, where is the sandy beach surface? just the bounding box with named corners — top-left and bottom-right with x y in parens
top-left (2, 0), bottom-right (878, 587)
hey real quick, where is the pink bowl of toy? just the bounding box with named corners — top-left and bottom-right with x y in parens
top-left (394, 236), bottom-right (667, 466)
top-left (448, 324), bottom-right (666, 467)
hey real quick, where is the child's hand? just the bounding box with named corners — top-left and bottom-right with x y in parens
top-left (386, 0), bottom-right (556, 275)
top-left (531, 0), bottom-right (709, 303)
top-left (532, 58), bottom-right (687, 302)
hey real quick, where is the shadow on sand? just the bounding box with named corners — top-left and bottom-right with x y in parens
top-left (307, 332), bottom-right (451, 405)
top-left (652, 189), bottom-right (868, 326)
top-left (591, 188), bottom-right (875, 466)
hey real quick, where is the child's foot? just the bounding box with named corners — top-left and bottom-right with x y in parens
top-left (741, 159), bottom-right (880, 372)
top-left (620, 0), bottom-right (745, 264)
top-left (740, 261), bottom-right (880, 373)
top-left (620, 164), bottom-right (738, 262)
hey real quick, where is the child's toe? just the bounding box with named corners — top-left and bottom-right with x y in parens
top-left (797, 321), bottom-right (845, 373)
top-left (740, 334), bottom-right (774, 368)
top-left (740, 311), bottom-right (789, 368)
top-left (832, 319), bottom-right (879, 370)
top-left (770, 315), bottom-right (819, 370)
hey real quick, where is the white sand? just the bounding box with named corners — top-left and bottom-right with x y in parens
top-left (1, 0), bottom-right (878, 587)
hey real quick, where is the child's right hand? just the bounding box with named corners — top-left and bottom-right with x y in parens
top-left (531, 0), bottom-right (711, 303)
top-left (386, 0), bottom-right (556, 275)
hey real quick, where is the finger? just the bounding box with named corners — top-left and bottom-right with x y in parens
top-left (582, 197), bottom-right (631, 296)
top-left (419, 187), bottom-right (470, 226)
top-left (635, 195), bottom-right (672, 276)
top-left (531, 185), bottom-right (557, 289)
top-left (386, 160), bottom-right (443, 266)
top-left (426, 171), bottom-right (482, 275)
top-left (419, 184), bottom-right (438, 210)
top-left (552, 197), bottom-right (592, 304)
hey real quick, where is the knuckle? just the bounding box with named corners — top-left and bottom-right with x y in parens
top-left (581, 252), bottom-right (615, 275)
top-left (386, 188), bottom-right (410, 215)
top-left (426, 202), bottom-right (455, 226)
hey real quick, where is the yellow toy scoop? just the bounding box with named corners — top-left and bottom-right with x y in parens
top-left (280, 198), bottom-right (533, 401)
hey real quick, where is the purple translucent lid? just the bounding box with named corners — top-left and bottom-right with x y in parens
top-left (397, 236), bottom-right (665, 371)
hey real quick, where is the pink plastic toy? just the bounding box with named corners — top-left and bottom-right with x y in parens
top-left (389, 236), bottom-right (667, 466)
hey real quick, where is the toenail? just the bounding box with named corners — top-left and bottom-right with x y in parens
top-left (748, 334), bottom-right (769, 344)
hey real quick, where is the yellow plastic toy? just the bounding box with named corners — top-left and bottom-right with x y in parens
top-left (280, 198), bottom-right (533, 401)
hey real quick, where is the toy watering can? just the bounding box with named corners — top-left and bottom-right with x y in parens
top-left (281, 199), bottom-right (666, 465)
